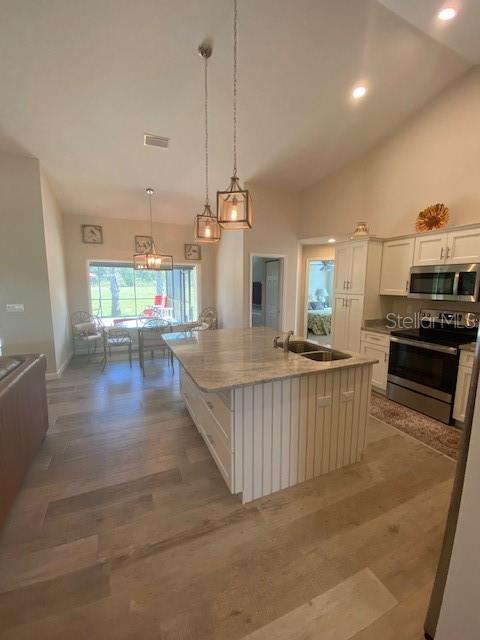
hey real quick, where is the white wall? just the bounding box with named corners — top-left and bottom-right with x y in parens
top-left (436, 375), bottom-right (480, 640)
top-left (63, 213), bottom-right (217, 321)
top-left (41, 172), bottom-right (71, 373)
top-left (243, 185), bottom-right (300, 332)
top-left (300, 68), bottom-right (480, 240)
top-left (215, 229), bottom-right (244, 329)
top-left (0, 153), bottom-right (59, 373)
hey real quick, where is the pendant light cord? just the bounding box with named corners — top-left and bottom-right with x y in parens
top-left (233, 0), bottom-right (238, 177)
top-left (204, 49), bottom-right (209, 205)
top-left (148, 190), bottom-right (153, 239)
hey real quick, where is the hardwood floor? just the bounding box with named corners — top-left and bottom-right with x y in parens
top-left (0, 355), bottom-right (455, 639)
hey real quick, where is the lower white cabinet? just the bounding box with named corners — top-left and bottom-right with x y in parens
top-left (360, 331), bottom-right (390, 392)
top-left (453, 351), bottom-right (475, 423)
top-left (332, 294), bottom-right (363, 353)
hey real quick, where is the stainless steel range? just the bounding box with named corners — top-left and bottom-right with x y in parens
top-left (387, 309), bottom-right (479, 424)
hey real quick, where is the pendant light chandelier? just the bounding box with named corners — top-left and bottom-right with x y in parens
top-left (217, 0), bottom-right (252, 230)
top-left (133, 188), bottom-right (173, 271)
top-left (195, 44), bottom-right (221, 243)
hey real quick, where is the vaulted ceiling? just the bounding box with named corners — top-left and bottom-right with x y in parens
top-left (0, 0), bottom-right (475, 224)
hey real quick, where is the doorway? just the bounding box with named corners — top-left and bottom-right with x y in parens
top-left (305, 259), bottom-right (335, 345)
top-left (251, 256), bottom-right (284, 331)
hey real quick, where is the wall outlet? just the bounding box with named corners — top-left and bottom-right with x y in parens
top-left (6, 303), bottom-right (25, 312)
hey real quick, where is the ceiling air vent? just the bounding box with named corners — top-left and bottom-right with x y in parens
top-left (144, 133), bottom-right (170, 149)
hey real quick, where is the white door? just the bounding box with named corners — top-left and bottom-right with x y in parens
top-left (345, 295), bottom-right (363, 353)
top-left (331, 295), bottom-right (347, 350)
top-left (334, 245), bottom-right (351, 294)
top-left (413, 233), bottom-right (448, 266)
top-left (265, 260), bottom-right (280, 330)
top-left (361, 342), bottom-right (388, 390)
top-left (348, 242), bottom-right (368, 294)
top-left (380, 238), bottom-right (415, 296)
top-left (446, 228), bottom-right (480, 264)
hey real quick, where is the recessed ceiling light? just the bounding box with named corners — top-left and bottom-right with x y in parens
top-left (438, 7), bottom-right (457, 20)
top-left (328, 238), bottom-right (336, 243)
top-left (352, 85), bottom-right (367, 100)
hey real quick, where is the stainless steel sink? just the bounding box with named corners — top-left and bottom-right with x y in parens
top-left (300, 349), bottom-right (351, 361)
top-left (287, 340), bottom-right (324, 353)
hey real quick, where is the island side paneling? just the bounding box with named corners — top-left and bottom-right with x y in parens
top-left (180, 364), bottom-right (372, 504)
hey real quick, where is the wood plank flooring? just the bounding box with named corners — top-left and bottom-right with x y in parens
top-left (0, 356), bottom-right (455, 639)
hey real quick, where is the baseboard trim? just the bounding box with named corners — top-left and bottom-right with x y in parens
top-left (45, 351), bottom-right (73, 380)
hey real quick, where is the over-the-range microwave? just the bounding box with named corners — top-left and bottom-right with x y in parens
top-left (408, 263), bottom-right (480, 302)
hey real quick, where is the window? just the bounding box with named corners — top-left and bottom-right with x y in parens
top-left (88, 262), bottom-right (198, 324)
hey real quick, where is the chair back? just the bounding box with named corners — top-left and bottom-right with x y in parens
top-left (198, 306), bottom-right (217, 329)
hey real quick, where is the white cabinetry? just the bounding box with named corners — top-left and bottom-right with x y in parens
top-left (332, 240), bottom-right (383, 353)
top-left (413, 228), bottom-right (480, 267)
top-left (447, 228), bottom-right (480, 264)
top-left (332, 294), bottom-right (364, 353)
top-left (413, 233), bottom-right (447, 266)
top-left (380, 238), bottom-right (415, 296)
top-left (453, 350), bottom-right (475, 423)
top-left (334, 241), bottom-right (368, 295)
top-left (360, 331), bottom-right (390, 392)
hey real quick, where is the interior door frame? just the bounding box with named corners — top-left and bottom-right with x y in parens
top-left (249, 253), bottom-right (286, 331)
top-left (303, 257), bottom-right (335, 338)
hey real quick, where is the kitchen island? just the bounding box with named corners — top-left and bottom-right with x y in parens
top-left (164, 328), bottom-right (376, 503)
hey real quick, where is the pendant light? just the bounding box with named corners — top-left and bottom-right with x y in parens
top-left (133, 188), bottom-right (173, 271)
top-left (217, 0), bottom-right (252, 230)
top-left (195, 44), bottom-right (221, 244)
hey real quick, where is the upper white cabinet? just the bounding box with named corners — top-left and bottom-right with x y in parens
top-left (334, 241), bottom-right (368, 295)
top-left (447, 228), bottom-right (480, 264)
top-left (380, 238), bottom-right (415, 296)
top-left (413, 227), bottom-right (480, 267)
top-left (413, 232), bottom-right (448, 266)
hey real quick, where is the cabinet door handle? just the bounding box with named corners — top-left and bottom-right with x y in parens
top-left (346, 280), bottom-right (350, 289)
top-left (405, 280), bottom-right (409, 292)
top-left (440, 246), bottom-right (444, 260)
top-left (446, 246), bottom-right (450, 259)
top-left (384, 352), bottom-right (387, 362)
top-left (343, 280), bottom-right (347, 290)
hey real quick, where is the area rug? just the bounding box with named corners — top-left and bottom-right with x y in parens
top-left (369, 392), bottom-right (461, 460)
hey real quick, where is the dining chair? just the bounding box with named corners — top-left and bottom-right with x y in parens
top-left (138, 318), bottom-right (172, 375)
top-left (105, 328), bottom-right (133, 367)
top-left (71, 311), bottom-right (107, 366)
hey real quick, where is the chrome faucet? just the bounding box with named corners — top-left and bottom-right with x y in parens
top-left (273, 330), bottom-right (294, 352)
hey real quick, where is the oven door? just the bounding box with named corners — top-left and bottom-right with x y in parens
top-left (409, 264), bottom-right (480, 302)
top-left (388, 336), bottom-right (458, 402)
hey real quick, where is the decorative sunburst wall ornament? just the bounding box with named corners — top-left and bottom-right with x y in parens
top-left (415, 203), bottom-right (450, 232)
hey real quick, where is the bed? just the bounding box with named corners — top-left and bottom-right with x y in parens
top-left (307, 307), bottom-right (332, 335)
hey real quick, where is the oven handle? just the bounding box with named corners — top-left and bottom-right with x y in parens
top-left (390, 336), bottom-right (458, 355)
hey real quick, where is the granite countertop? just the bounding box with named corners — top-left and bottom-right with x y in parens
top-left (460, 343), bottom-right (477, 353)
top-left (163, 327), bottom-right (377, 392)
top-left (362, 319), bottom-right (396, 335)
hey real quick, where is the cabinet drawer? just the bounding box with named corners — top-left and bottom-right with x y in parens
top-left (199, 389), bottom-right (232, 438)
top-left (181, 369), bottom-right (232, 437)
top-left (459, 350), bottom-right (475, 370)
top-left (187, 391), bottom-right (232, 487)
top-left (361, 331), bottom-right (390, 348)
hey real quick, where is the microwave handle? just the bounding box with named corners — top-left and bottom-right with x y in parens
top-left (453, 272), bottom-right (460, 297)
